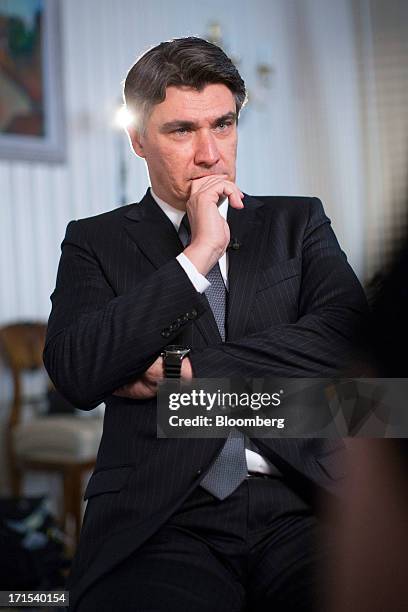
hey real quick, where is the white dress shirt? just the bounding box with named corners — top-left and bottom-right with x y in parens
top-left (150, 187), bottom-right (278, 476)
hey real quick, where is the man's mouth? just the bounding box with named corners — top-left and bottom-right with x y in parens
top-left (191, 173), bottom-right (227, 180)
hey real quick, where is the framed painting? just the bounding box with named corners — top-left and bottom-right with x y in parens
top-left (0, 0), bottom-right (65, 163)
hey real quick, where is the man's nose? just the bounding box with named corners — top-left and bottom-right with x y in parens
top-left (194, 130), bottom-right (221, 167)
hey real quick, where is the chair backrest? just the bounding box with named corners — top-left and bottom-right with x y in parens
top-left (0, 322), bottom-right (47, 428)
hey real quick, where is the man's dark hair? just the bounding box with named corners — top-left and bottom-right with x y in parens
top-left (124, 37), bottom-right (247, 133)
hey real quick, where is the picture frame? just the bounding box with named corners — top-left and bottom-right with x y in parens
top-left (0, 0), bottom-right (65, 163)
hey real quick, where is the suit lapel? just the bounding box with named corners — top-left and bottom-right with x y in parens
top-left (124, 190), bottom-right (183, 269)
top-left (227, 195), bottom-right (266, 340)
top-left (124, 190), bottom-right (221, 346)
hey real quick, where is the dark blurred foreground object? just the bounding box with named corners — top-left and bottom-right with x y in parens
top-left (328, 439), bottom-right (408, 612)
top-left (327, 232), bottom-right (408, 611)
top-left (368, 236), bottom-right (408, 376)
top-left (0, 322), bottom-right (102, 546)
top-left (0, 496), bottom-right (70, 589)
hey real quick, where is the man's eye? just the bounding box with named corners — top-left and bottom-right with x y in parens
top-left (174, 127), bottom-right (189, 135)
top-left (215, 121), bottom-right (232, 131)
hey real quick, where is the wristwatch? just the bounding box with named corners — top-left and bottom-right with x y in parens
top-left (161, 345), bottom-right (191, 379)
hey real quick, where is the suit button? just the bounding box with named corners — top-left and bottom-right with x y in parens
top-left (197, 469), bottom-right (202, 475)
top-left (187, 309), bottom-right (198, 320)
top-left (161, 330), bottom-right (171, 338)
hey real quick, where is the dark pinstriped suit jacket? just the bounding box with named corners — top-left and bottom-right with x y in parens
top-left (44, 190), bottom-right (367, 608)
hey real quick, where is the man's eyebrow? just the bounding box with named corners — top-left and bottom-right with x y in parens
top-left (212, 112), bottom-right (237, 126)
top-left (160, 112), bottom-right (237, 133)
top-left (160, 120), bottom-right (197, 132)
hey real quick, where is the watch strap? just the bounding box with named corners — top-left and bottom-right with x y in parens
top-left (164, 354), bottom-right (183, 379)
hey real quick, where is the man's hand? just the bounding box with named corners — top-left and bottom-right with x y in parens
top-left (113, 356), bottom-right (164, 399)
top-left (113, 356), bottom-right (193, 399)
top-left (184, 175), bottom-right (244, 275)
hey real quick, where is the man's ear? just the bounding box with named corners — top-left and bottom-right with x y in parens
top-left (127, 126), bottom-right (145, 159)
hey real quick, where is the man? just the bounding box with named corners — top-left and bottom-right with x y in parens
top-left (44, 37), bottom-right (367, 611)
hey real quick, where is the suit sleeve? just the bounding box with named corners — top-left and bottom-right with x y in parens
top-left (189, 198), bottom-right (368, 377)
top-left (43, 220), bottom-right (207, 409)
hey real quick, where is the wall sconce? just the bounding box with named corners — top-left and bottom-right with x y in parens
top-left (256, 63), bottom-right (273, 89)
top-left (204, 21), bottom-right (275, 110)
top-left (113, 102), bottom-right (133, 206)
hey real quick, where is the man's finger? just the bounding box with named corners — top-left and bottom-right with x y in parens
top-left (190, 177), bottom-right (244, 210)
top-left (190, 174), bottom-right (229, 194)
top-left (221, 182), bottom-right (244, 210)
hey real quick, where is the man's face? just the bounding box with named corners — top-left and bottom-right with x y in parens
top-left (130, 83), bottom-right (238, 210)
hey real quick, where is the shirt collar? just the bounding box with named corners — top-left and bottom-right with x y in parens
top-left (150, 187), bottom-right (228, 231)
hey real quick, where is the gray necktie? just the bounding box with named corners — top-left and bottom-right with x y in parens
top-left (179, 214), bottom-right (247, 499)
top-left (179, 214), bottom-right (226, 340)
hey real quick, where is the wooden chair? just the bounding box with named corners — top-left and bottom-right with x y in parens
top-left (0, 322), bottom-right (103, 546)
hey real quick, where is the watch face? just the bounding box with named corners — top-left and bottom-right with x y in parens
top-left (164, 345), bottom-right (190, 358)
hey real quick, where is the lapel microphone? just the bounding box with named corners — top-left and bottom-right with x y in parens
top-left (228, 238), bottom-right (242, 251)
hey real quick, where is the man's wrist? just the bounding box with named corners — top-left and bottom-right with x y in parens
top-left (184, 243), bottom-right (222, 276)
top-left (181, 356), bottom-right (193, 380)
top-left (176, 253), bottom-right (210, 293)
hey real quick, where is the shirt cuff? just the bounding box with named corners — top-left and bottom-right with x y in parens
top-left (177, 253), bottom-right (210, 293)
